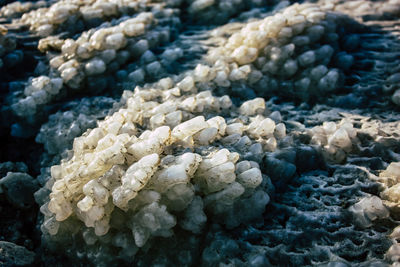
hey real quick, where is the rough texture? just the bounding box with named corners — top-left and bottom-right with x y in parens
top-left (1, 0), bottom-right (400, 266)
top-left (0, 241), bottom-right (35, 267)
top-left (0, 172), bottom-right (39, 209)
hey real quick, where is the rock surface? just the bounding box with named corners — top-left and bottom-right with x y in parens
top-left (0, 241), bottom-right (35, 267)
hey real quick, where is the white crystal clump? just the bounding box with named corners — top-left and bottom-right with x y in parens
top-left (39, 80), bottom-right (280, 261)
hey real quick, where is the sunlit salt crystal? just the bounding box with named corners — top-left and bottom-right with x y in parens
top-left (49, 56), bottom-right (64, 69)
top-left (81, 7), bottom-right (103, 20)
top-left (340, 122), bottom-right (356, 139)
top-left (165, 111), bottom-right (182, 128)
top-left (328, 128), bottom-right (352, 149)
top-left (177, 76), bottom-right (195, 92)
top-left (61, 39), bottom-right (77, 57)
top-left (219, 95), bottom-right (232, 109)
top-left (214, 71), bottom-right (230, 87)
top-left (236, 161), bottom-right (252, 174)
top-left (207, 116), bottom-right (226, 136)
top-left (382, 162), bottom-right (400, 179)
top-left (195, 127), bottom-right (218, 145)
top-left (349, 196), bottom-right (389, 228)
top-left (277, 27), bottom-right (292, 39)
top-left (229, 67), bottom-right (249, 81)
top-left (158, 77), bottom-right (174, 90)
top-left (287, 14), bottom-right (305, 25)
top-left (226, 123), bottom-right (244, 135)
top-left (274, 123), bottom-right (286, 139)
top-left (307, 11), bottom-right (325, 22)
top-left (123, 22), bottom-right (145, 37)
top-left (323, 121), bottom-right (337, 135)
top-left (239, 98), bottom-right (265, 116)
top-left (236, 168), bottom-right (262, 188)
top-left (105, 33), bottom-right (126, 50)
top-left (194, 64), bottom-right (210, 82)
top-left (232, 46), bottom-right (258, 65)
top-left (172, 116), bottom-right (208, 140)
top-left (258, 118), bottom-right (275, 136)
top-left (77, 196), bottom-right (94, 212)
top-left (122, 153), bottom-right (159, 187)
top-left (61, 67), bottom-right (78, 82)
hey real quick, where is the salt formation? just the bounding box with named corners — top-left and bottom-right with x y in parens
top-left (307, 119), bottom-right (358, 163)
top-left (33, 3), bottom-right (391, 265)
top-left (349, 195), bottom-right (390, 228)
top-left (35, 77), bottom-right (282, 264)
top-left (373, 163), bottom-right (400, 263)
top-left (36, 96), bottom-right (115, 156)
top-left (1, 0), bottom-right (399, 265)
top-left (16, 0), bottom-right (152, 37)
top-left (318, 0), bottom-right (400, 107)
top-left (378, 162), bottom-right (400, 222)
top-left (325, 0), bottom-right (400, 19)
top-left (203, 3), bottom-right (354, 102)
top-left (11, 7), bottom-right (180, 119)
top-left (0, 1), bottom-right (46, 19)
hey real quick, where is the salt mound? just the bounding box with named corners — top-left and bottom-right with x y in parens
top-left (35, 79), bottom-right (285, 264)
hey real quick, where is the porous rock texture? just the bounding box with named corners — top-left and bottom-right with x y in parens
top-left (2, 0), bottom-right (400, 266)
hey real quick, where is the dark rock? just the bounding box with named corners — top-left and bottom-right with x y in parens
top-left (0, 162), bottom-right (28, 178)
top-left (262, 155), bottom-right (296, 191)
top-left (0, 241), bottom-right (35, 267)
top-left (295, 145), bottom-right (325, 173)
top-left (0, 172), bottom-right (39, 209)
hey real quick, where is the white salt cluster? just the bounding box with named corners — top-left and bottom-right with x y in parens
top-left (323, 0), bottom-right (400, 18)
top-left (376, 162), bottom-right (400, 263)
top-left (348, 195), bottom-right (389, 228)
top-left (205, 3), bottom-right (352, 101)
top-left (379, 163), bottom-right (400, 214)
top-left (307, 119), bottom-right (357, 163)
top-left (0, 1), bottom-right (46, 19)
top-left (17, 0), bottom-right (152, 37)
top-left (36, 76), bottom-right (281, 263)
top-left (11, 9), bottom-right (179, 118)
